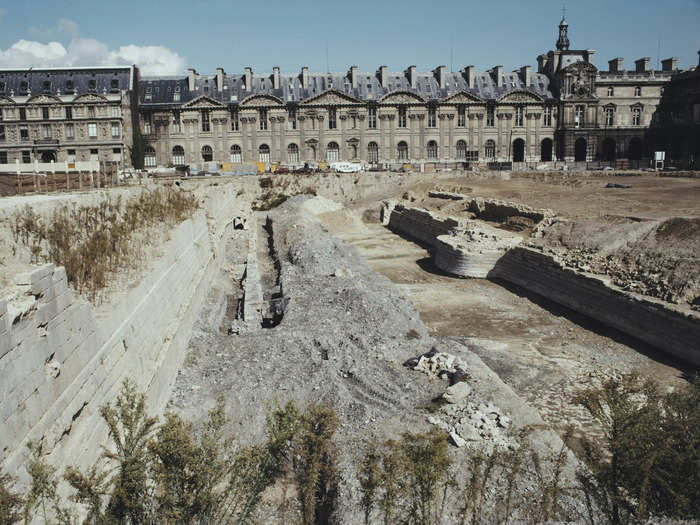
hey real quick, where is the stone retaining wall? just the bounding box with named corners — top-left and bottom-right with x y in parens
top-left (0, 185), bottom-right (237, 480)
top-left (381, 202), bottom-right (700, 366)
top-left (489, 247), bottom-right (700, 367)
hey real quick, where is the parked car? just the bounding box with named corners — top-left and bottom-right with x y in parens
top-left (274, 166), bottom-right (290, 174)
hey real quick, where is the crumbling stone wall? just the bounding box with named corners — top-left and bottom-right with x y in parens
top-left (0, 185), bottom-right (237, 481)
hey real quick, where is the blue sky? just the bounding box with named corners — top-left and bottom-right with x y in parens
top-left (0, 0), bottom-right (698, 75)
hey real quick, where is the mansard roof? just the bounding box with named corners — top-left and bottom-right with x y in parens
top-left (0, 66), bottom-right (133, 97)
top-left (138, 67), bottom-right (554, 106)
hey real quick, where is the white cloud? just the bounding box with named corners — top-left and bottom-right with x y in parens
top-left (0, 19), bottom-right (186, 75)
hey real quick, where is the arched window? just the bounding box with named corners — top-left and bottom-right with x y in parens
top-left (230, 144), bottom-right (242, 163)
top-left (327, 141), bottom-right (339, 162)
top-left (201, 145), bottom-right (213, 162)
top-left (512, 138), bottom-right (525, 162)
top-left (485, 139), bottom-right (496, 159)
top-left (350, 144), bottom-right (358, 159)
top-left (288, 143), bottom-right (299, 163)
top-left (456, 140), bottom-right (467, 160)
top-left (397, 141), bottom-right (409, 160)
top-left (172, 145), bottom-right (185, 166)
top-left (575, 137), bottom-right (587, 162)
top-left (144, 146), bottom-right (156, 167)
top-left (607, 86), bottom-right (614, 97)
top-left (427, 140), bottom-right (438, 160)
top-left (634, 86), bottom-right (642, 97)
top-left (258, 144), bottom-right (270, 163)
top-left (368, 141), bottom-right (379, 163)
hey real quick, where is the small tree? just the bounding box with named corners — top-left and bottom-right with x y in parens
top-left (129, 127), bottom-right (147, 170)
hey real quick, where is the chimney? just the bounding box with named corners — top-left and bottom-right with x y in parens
top-left (583, 49), bottom-right (595, 63)
top-left (378, 65), bottom-right (388, 88)
top-left (244, 67), bottom-right (253, 91)
top-left (491, 66), bottom-right (503, 87)
top-left (464, 65), bottom-right (476, 89)
top-left (434, 65), bottom-right (446, 89)
top-left (537, 55), bottom-right (546, 73)
top-left (301, 66), bottom-right (309, 89)
top-left (406, 65), bottom-right (416, 89)
top-left (273, 66), bottom-right (280, 90)
top-left (635, 57), bottom-right (651, 73)
top-left (608, 58), bottom-right (624, 73)
top-left (661, 57), bottom-right (679, 71)
top-left (187, 68), bottom-right (197, 91)
top-left (349, 65), bottom-right (358, 89)
top-left (216, 68), bottom-right (225, 91)
top-left (519, 65), bottom-right (532, 87)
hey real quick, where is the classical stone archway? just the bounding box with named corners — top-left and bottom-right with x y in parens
top-left (40, 151), bottom-right (56, 163)
top-left (628, 137), bottom-right (643, 160)
top-left (513, 138), bottom-right (525, 162)
top-left (575, 137), bottom-right (587, 162)
top-left (540, 138), bottom-right (553, 162)
top-left (602, 138), bottom-right (616, 161)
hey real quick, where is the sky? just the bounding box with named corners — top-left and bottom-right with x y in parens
top-left (0, 0), bottom-right (698, 76)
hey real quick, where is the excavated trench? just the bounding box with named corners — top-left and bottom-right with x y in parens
top-left (257, 216), bottom-right (287, 328)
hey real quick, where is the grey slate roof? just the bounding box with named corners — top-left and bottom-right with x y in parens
top-left (139, 69), bottom-right (554, 107)
top-left (0, 67), bottom-right (133, 97)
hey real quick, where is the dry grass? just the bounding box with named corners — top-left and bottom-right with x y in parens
top-left (10, 187), bottom-right (199, 302)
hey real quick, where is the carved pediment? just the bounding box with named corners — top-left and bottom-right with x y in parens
top-left (305, 138), bottom-right (319, 144)
top-left (239, 93), bottom-right (285, 107)
top-left (27, 94), bottom-right (62, 104)
top-left (0, 96), bottom-right (14, 105)
top-left (346, 137), bottom-right (360, 144)
top-left (72, 93), bottom-right (108, 103)
top-left (380, 90), bottom-right (426, 104)
top-left (442, 90), bottom-right (484, 104)
top-left (498, 90), bottom-right (544, 103)
top-left (182, 95), bottom-right (226, 109)
top-left (300, 89), bottom-right (362, 106)
top-left (563, 60), bottom-right (598, 74)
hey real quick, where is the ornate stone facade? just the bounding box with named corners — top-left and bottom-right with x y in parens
top-left (136, 20), bottom-right (695, 169)
top-left (0, 66), bottom-right (137, 168)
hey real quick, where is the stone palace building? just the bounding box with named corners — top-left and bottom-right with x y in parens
top-left (0, 19), bottom-right (698, 171)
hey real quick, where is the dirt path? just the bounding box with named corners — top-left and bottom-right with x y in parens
top-left (320, 207), bottom-right (689, 439)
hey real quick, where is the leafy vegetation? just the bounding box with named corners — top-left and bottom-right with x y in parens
top-left (10, 187), bottom-right (199, 301)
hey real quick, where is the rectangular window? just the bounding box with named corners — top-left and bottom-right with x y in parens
top-left (65, 123), bottom-right (74, 139)
top-left (0, 151), bottom-right (7, 164)
top-left (201, 110), bottom-right (210, 132)
top-left (90, 149), bottom-right (99, 161)
top-left (20, 127), bottom-right (29, 141)
top-left (259, 109), bottom-right (267, 130)
top-left (65, 80), bottom-right (74, 94)
top-left (22, 151), bottom-right (31, 163)
top-left (515, 106), bottom-right (524, 127)
top-left (0, 125), bottom-right (4, 142)
top-left (398, 106), bottom-right (407, 128)
top-left (67, 149), bottom-right (76, 163)
top-left (42, 124), bottom-right (51, 138)
top-left (427, 106), bottom-right (436, 127)
top-left (457, 105), bottom-right (466, 127)
top-left (230, 109), bottom-right (239, 131)
top-left (111, 122), bottom-right (120, 137)
top-left (19, 108), bottom-right (27, 121)
top-left (605, 108), bottom-right (614, 127)
top-left (173, 111), bottom-right (181, 133)
top-left (88, 80), bottom-right (97, 92)
top-left (287, 109), bottom-right (296, 130)
top-left (0, 109), bottom-right (3, 121)
top-left (575, 105), bottom-right (585, 128)
top-left (111, 106), bottom-right (120, 118)
top-left (466, 150), bottom-right (479, 162)
top-left (42, 81), bottom-right (51, 93)
top-left (88, 123), bottom-right (98, 138)
top-left (111, 79), bottom-right (120, 91)
top-left (328, 108), bottom-right (336, 129)
top-left (173, 92), bottom-right (180, 102)
top-left (543, 106), bottom-right (552, 127)
top-left (486, 106), bottom-right (495, 127)
top-left (368, 107), bottom-right (377, 129)
top-left (112, 148), bottom-right (122, 162)
top-left (632, 108), bottom-right (641, 126)
top-left (65, 107), bottom-right (72, 120)
top-left (42, 107), bottom-right (50, 120)
top-left (88, 106), bottom-right (95, 118)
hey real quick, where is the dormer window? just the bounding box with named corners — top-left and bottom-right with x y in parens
top-left (88, 79), bottom-right (97, 92)
top-left (20, 81), bottom-right (28, 94)
top-left (111, 79), bottom-right (119, 91)
top-left (42, 81), bottom-right (51, 93)
top-left (65, 80), bottom-right (74, 93)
